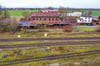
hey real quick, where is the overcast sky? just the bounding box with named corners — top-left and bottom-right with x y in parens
top-left (0, 0), bottom-right (100, 8)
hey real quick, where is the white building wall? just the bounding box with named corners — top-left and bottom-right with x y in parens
top-left (67, 12), bottom-right (82, 16)
top-left (77, 20), bottom-right (82, 23)
top-left (77, 16), bottom-right (93, 23)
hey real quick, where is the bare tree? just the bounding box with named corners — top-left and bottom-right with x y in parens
top-left (3, 8), bottom-right (10, 19)
top-left (58, 7), bottom-right (68, 20)
top-left (0, 18), bottom-right (19, 32)
top-left (0, 5), bottom-right (2, 20)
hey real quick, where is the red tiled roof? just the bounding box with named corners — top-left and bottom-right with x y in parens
top-left (30, 12), bottom-right (60, 17)
top-left (63, 18), bottom-right (77, 23)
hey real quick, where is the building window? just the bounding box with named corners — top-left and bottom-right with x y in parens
top-left (44, 18), bottom-right (46, 21)
top-left (49, 18), bottom-right (51, 21)
top-left (36, 18), bottom-right (38, 21)
top-left (56, 18), bottom-right (58, 21)
top-left (52, 18), bottom-right (54, 21)
top-left (33, 18), bottom-right (35, 20)
top-left (40, 18), bottom-right (41, 21)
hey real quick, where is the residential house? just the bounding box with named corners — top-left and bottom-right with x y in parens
top-left (92, 17), bottom-right (100, 25)
top-left (77, 16), bottom-right (93, 25)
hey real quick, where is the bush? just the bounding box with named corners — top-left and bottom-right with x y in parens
top-left (0, 18), bottom-right (20, 32)
top-left (63, 28), bottom-right (73, 32)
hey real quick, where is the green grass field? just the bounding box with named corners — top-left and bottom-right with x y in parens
top-left (2, 10), bottom-right (39, 16)
top-left (91, 10), bottom-right (100, 16)
top-left (69, 10), bottom-right (100, 16)
top-left (1, 9), bottom-right (100, 16)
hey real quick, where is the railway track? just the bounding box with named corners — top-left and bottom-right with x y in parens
top-left (0, 50), bottom-right (100, 66)
top-left (0, 37), bottom-right (100, 42)
top-left (0, 41), bottom-right (100, 49)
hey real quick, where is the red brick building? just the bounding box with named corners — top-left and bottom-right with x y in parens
top-left (20, 12), bottom-right (72, 29)
top-left (30, 11), bottom-right (61, 24)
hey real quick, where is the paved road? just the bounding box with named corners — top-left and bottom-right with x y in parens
top-left (0, 37), bottom-right (100, 42)
top-left (0, 50), bottom-right (100, 66)
top-left (0, 41), bottom-right (100, 49)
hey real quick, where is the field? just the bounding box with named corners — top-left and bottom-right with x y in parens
top-left (2, 10), bottom-right (39, 16)
top-left (68, 10), bottom-right (100, 16)
top-left (1, 9), bottom-right (100, 17)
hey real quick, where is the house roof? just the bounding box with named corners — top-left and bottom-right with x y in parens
top-left (20, 21), bottom-right (37, 26)
top-left (77, 18), bottom-right (83, 21)
top-left (92, 17), bottom-right (99, 20)
top-left (20, 18), bottom-right (36, 26)
top-left (63, 18), bottom-right (77, 23)
top-left (20, 21), bottom-right (70, 26)
top-left (81, 16), bottom-right (92, 17)
top-left (30, 12), bottom-right (60, 17)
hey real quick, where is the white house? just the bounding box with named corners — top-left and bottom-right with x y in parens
top-left (77, 16), bottom-right (93, 23)
top-left (67, 12), bottom-right (82, 16)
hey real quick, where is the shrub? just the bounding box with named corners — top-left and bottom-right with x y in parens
top-left (0, 18), bottom-right (20, 32)
top-left (63, 28), bottom-right (73, 32)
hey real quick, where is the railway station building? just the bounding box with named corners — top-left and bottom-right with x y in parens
top-left (20, 11), bottom-right (72, 29)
